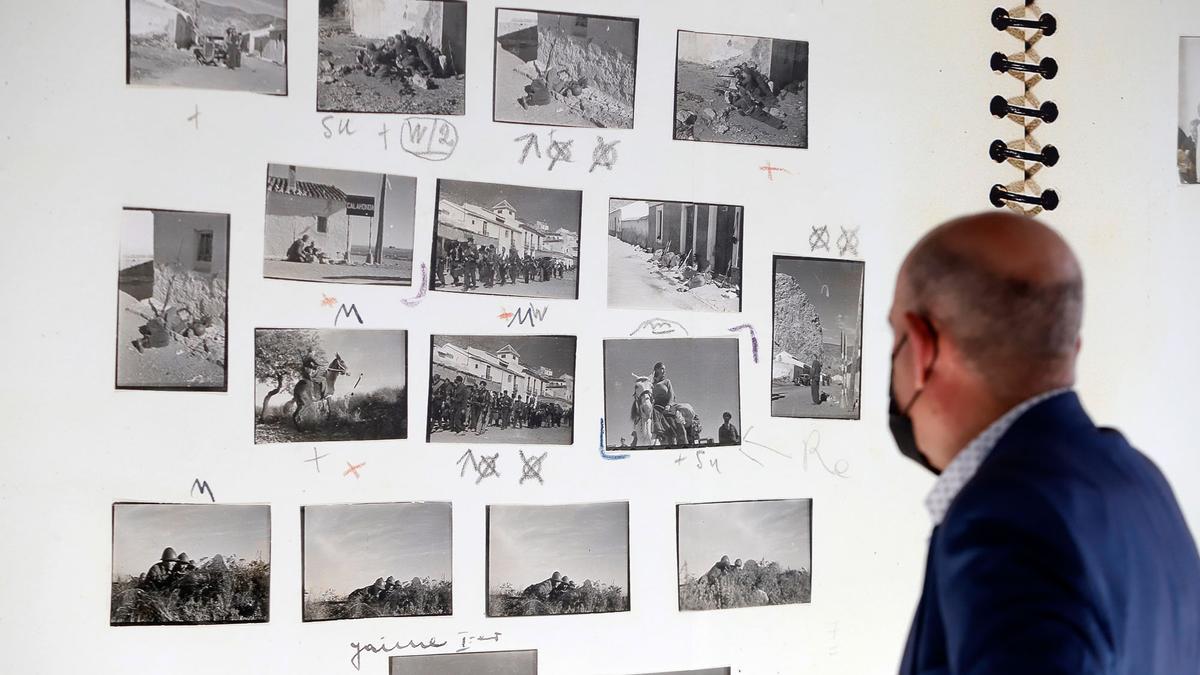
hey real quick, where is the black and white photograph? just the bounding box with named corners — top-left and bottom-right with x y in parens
top-left (428, 335), bottom-right (576, 445)
top-left (116, 207), bottom-right (229, 391)
top-left (493, 8), bottom-right (638, 128)
top-left (608, 199), bottom-right (743, 313)
top-left (126, 0), bottom-right (287, 95)
top-left (263, 164), bottom-right (416, 285)
top-left (603, 338), bottom-right (742, 450)
top-left (431, 179), bottom-right (581, 299)
top-left (110, 503), bottom-right (271, 626)
top-left (317, 0), bottom-right (466, 115)
top-left (390, 650), bottom-right (538, 675)
top-left (635, 670), bottom-right (731, 675)
top-left (254, 328), bottom-right (407, 444)
top-left (673, 30), bottom-right (808, 148)
top-left (487, 502), bottom-right (630, 618)
top-left (1180, 37), bottom-right (1200, 184)
top-left (771, 256), bottom-right (864, 420)
top-left (677, 499), bottom-right (811, 611)
top-left (302, 502), bottom-right (451, 621)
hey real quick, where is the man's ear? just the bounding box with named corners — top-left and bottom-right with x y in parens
top-left (903, 312), bottom-right (938, 388)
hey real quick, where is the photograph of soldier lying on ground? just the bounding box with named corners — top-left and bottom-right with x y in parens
top-left (302, 502), bottom-right (451, 621)
top-left (317, 0), bottom-right (466, 114)
top-left (432, 179), bottom-right (581, 300)
top-left (110, 502), bottom-right (270, 626)
top-left (677, 499), bottom-right (812, 611)
top-left (263, 164), bottom-right (415, 285)
top-left (487, 502), bottom-right (630, 617)
top-left (493, 8), bottom-right (638, 128)
top-left (771, 256), bottom-right (864, 420)
top-left (116, 208), bottom-right (229, 391)
top-left (674, 30), bottom-right (808, 148)
top-left (608, 199), bottom-right (743, 313)
top-left (390, 649), bottom-right (538, 675)
top-left (603, 338), bottom-right (742, 450)
top-left (127, 0), bottom-right (288, 95)
top-left (254, 328), bottom-right (407, 444)
top-left (427, 335), bottom-right (575, 446)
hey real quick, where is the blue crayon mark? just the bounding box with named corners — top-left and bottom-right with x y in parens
top-left (598, 418), bottom-right (628, 460)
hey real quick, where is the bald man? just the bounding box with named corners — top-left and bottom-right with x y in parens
top-left (891, 213), bottom-right (1200, 674)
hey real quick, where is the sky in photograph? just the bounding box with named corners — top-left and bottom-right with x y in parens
top-left (390, 650), bottom-right (537, 675)
top-left (267, 165), bottom-right (416, 252)
top-left (603, 338), bottom-right (741, 445)
top-left (488, 503), bottom-right (629, 591)
top-left (677, 500), bottom-right (811, 577)
top-left (775, 257), bottom-right (864, 347)
top-left (438, 179), bottom-right (581, 234)
top-left (253, 329), bottom-right (407, 399)
top-left (206, 0), bottom-right (287, 20)
top-left (112, 504), bottom-right (270, 579)
top-left (432, 335), bottom-right (576, 377)
top-left (304, 503), bottom-right (451, 596)
top-left (1181, 38), bottom-right (1200, 129)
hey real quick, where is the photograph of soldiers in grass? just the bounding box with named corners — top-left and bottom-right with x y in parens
top-left (302, 502), bottom-right (451, 621)
top-left (677, 499), bottom-right (811, 612)
top-left (487, 502), bottom-right (630, 617)
top-left (390, 650), bottom-right (537, 675)
top-left (770, 256), bottom-right (864, 420)
top-left (126, 0), bottom-right (288, 95)
top-left (110, 502), bottom-right (270, 626)
top-left (603, 337), bottom-right (741, 450)
top-left (116, 208), bottom-right (229, 391)
top-left (427, 335), bottom-right (575, 446)
top-left (263, 164), bottom-right (415, 285)
top-left (493, 8), bottom-right (638, 129)
top-left (317, 0), bottom-right (466, 115)
top-left (673, 30), bottom-right (808, 149)
top-left (254, 328), bottom-right (407, 444)
top-left (431, 179), bottom-right (581, 300)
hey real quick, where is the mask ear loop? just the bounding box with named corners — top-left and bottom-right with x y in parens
top-left (897, 317), bottom-right (940, 416)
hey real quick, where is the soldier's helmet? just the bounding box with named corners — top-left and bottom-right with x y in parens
top-left (561, 576), bottom-right (570, 584)
top-left (386, 576), bottom-right (395, 584)
top-left (161, 547), bottom-right (178, 562)
top-left (734, 558), bottom-right (743, 567)
top-left (721, 555), bottom-right (731, 564)
top-left (552, 571), bottom-right (562, 581)
top-left (176, 552), bottom-right (192, 564)
top-left (374, 577), bottom-right (385, 588)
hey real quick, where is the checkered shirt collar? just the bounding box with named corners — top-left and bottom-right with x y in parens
top-left (924, 388), bottom-right (1072, 525)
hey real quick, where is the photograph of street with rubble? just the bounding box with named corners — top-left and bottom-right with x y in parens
top-left (493, 8), bottom-right (638, 128)
top-left (263, 164), bottom-right (415, 286)
top-left (608, 199), bottom-right (743, 313)
top-left (254, 328), bottom-right (407, 444)
top-left (302, 502), bottom-right (452, 622)
top-left (432, 179), bottom-right (581, 300)
top-left (117, 208), bottom-right (229, 391)
top-left (487, 502), bottom-right (630, 617)
top-left (110, 503), bottom-right (271, 626)
top-left (317, 0), bottom-right (466, 114)
top-left (127, 0), bottom-right (287, 95)
top-left (771, 256), bottom-right (864, 419)
top-left (427, 335), bottom-right (575, 446)
top-left (674, 30), bottom-right (808, 148)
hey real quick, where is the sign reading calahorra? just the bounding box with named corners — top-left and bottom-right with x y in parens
top-left (346, 195), bottom-right (375, 217)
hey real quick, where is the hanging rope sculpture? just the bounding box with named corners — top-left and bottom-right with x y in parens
top-left (988, 3), bottom-right (1059, 214)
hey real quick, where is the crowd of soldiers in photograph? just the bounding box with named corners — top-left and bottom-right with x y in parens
top-left (429, 373), bottom-right (572, 435)
top-left (434, 237), bottom-right (572, 291)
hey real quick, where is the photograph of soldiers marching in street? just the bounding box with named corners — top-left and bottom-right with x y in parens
top-left (126, 0), bottom-right (288, 95)
top-left (263, 164), bottom-right (415, 286)
top-left (317, 0), bottom-right (466, 115)
top-left (608, 198), bottom-right (743, 313)
top-left (493, 8), bottom-right (638, 129)
top-left (391, 650), bottom-right (538, 675)
top-left (673, 30), bottom-right (808, 149)
top-left (427, 335), bottom-right (575, 446)
top-left (116, 208), bottom-right (229, 391)
top-left (254, 328), bottom-right (407, 444)
top-left (110, 502), bottom-right (271, 626)
top-left (771, 256), bottom-right (864, 420)
top-left (431, 179), bottom-right (581, 300)
top-left (303, 502), bottom-right (451, 621)
top-left (487, 502), bottom-right (630, 617)
top-left (603, 338), bottom-right (741, 450)
top-left (677, 499), bottom-right (811, 612)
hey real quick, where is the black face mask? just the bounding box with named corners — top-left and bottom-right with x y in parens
top-left (889, 331), bottom-right (941, 475)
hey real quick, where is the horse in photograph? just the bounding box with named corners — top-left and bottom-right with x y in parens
top-left (287, 353), bottom-right (352, 428)
top-left (629, 375), bottom-right (695, 447)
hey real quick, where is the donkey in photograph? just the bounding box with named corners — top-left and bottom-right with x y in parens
top-left (629, 375), bottom-right (696, 447)
top-left (289, 353), bottom-right (350, 428)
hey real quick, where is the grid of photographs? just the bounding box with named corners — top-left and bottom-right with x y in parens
top-left (1180, 37), bottom-right (1200, 184)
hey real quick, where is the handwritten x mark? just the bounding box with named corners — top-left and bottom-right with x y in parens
top-left (344, 461), bottom-right (366, 478)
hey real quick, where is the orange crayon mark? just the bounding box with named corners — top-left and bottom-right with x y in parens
top-left (344, 461), bottom-right (366, 478)
top-left (321, 293), bottom-right (338, 307)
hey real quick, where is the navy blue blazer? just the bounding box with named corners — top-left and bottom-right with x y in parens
top-left (900, 392), bottom-right (1200, 674)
